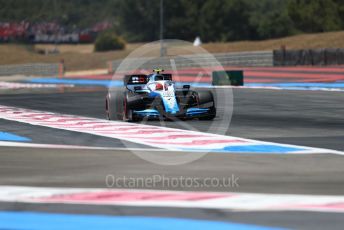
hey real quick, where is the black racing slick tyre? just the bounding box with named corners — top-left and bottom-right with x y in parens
top-left (197, 90), bottom-right (216, 120)
top-left (197, 90), bottom-right (214, 105)
top-left (106, 91), bottom-right (137, 122)
top-left (106, 90), bottom-right (124, 120)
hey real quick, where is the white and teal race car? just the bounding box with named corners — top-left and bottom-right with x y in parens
top-left (106, 69), bottom-right (216, 121)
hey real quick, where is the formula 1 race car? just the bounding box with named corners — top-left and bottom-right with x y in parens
top-left (106, 69), bottom-right (216, 121)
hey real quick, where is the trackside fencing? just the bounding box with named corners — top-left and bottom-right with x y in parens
top-left (107, 51), bottom-right (274, 73)
top-left (0, 63), bottom-right (63, 77)
top-left (274, 48), bottom-right (344, 66)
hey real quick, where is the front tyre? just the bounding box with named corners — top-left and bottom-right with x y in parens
top-left (199, 106), bottom-right (216, 120)
top-left (197, 91), bottom-right (216, 120)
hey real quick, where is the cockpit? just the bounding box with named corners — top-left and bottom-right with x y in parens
top-left (154, 74), bottom-right (164, 81)
top-left (148, 74), bottom-right (173, 82)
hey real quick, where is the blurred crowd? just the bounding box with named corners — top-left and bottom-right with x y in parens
top-left (0, 21), bottom-right (112, 43)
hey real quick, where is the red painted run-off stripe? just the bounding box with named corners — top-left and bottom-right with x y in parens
top-left (65, 74), bottom-right (344, 84)
top-left (65, 66), bottom-right (344, 83)
top-left (2, 186), bottom-right (344, 213)
top-left (38, 191), bottom-right (230, 202)
top-left (247, 66), bottom-right (344, 73)
top-left (36, 191), bottom-right (344, 212)
top-left (176, 66), bottom-right (344, 73)
top-left (244, 71), bottom-right (344, 79)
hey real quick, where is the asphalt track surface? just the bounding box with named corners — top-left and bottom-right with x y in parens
top-left (0, 88), bottom-right (343, 229)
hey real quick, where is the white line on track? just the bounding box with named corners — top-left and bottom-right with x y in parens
top-left (0, 81), bottom-right (74, 89)
top-left (0, 141), bottom-right (167, 152)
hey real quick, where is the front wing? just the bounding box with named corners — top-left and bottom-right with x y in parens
top-left (133, 107), bottom-right (210, 119)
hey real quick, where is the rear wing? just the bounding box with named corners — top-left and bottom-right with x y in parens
top-left (123, 74), bottom-right (148, 86)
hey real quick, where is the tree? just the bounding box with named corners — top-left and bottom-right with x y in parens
top-left (199, 0), bottom-right (252, 42)
top-left (0, 0), bottom-right (343, 43)
top-left (164, 0), bottom-right (207, 40)
top-left (288, 0), bottom-right (342, 33)
top-left (94, 31), bottom-right (126, 52)
top-left (117, 0), bottom-right (160, 42)
top-left (248, 0), bottom-right (295, 39)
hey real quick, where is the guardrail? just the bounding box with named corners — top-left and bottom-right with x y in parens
top-left (0, 63), bottom-right (63, 77)
top-left (108, 51), bottom-right (273, 73)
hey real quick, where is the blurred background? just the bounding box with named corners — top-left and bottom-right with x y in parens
top-left (0, 1), bottom-right (344, 230)
top-left (0, 0), bottom-right (343, 71)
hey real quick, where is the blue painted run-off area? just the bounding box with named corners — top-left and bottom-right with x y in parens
top-left (29, 78), bottom-right (122, 87)
top-left (28, 78), bottom-right (344, 89)
top-left (181, 144), bottom-right (306, 154)
top-left (0, 211), bottom-right (286, 230)
top-left (0, 131), bottom-right (31, 142)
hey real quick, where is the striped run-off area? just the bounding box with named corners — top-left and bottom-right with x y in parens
top-left (64, 66), bottom-right (344, 83)
top-left (0, 104), bottom-right (340, 154)
top-left (1, 186), bottom-right (344, 213)
top-left (26, 66), bottom-right (344, 91)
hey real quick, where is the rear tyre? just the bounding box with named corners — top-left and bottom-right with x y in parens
top-left (106, 90), bottom-right (124, 120)
top-left (123, 98), bottom-right (137, 122)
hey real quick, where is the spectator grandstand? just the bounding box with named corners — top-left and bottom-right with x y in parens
top-left (0, 21), bottom-right (29, 42)
top-left (0, 21), bottom-right (112, 43)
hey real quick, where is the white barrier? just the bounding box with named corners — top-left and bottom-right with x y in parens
top-left (0, 63), bottom-right (63, 77)
top-left (33, 33), bottom-right (79, 43)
